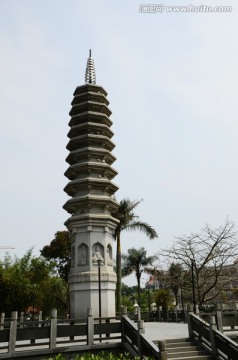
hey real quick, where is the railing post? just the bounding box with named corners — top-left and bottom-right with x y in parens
top-left (182, 304), bottom-right (187, 323)
top-left (166, 308), bottom-right (170, 322)
top-left (121, 315), bottom-right (125, 343)
top-left (147, 308), bottom-right (150, 322)
top-left (69, 316), bottom-right (75, 341)
top-left (50, 308), bottom-right (57, 349)
top-left (138, 319), bottom-right (144, 334)
top-left (187, 305), bottom-right (193, 339)
top-left (87, 308), bottom-right (94, 346)
top-left (0, 312), bottom-right (5, 330)
top-left (184, 304), bottom-right (188, 323)
top-left (137, 307), bottom-right (144, 359)
top-left (30, 309), bottom-right (36, 344)
top-left (38, 310), bottom-right (42, 327)
top-left (122, 306), bottom-right (127, 315)
top-left (158, 306), bottom-right (162, 322)
top-left (8, 311), bottom-right (18, 354)
top-left (20, 312), bottom-right (24, 329)
top-left (134, 303), bottom-right (139, 322)
top-left (158, 340), bottom-right (167, 360)
top-left (209, 315), bottom-right (218, 357)
top-left (175, 306), bottom-right (178, 323)
top-left (216, 309), bottom-right (223, 333)
top-left (195, 304), bottom-right (199, 315)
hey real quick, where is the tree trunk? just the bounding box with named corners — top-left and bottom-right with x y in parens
top-left (116, 233), bottom-right (121, 313)
top-left (137, 273), bottom-right (141, 307)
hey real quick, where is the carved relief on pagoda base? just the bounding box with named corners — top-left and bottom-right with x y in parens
top-left (78, 243), bottom-right (89, 266)
top-left (92, 242), bottom-right (104, 265)
top-left (106, 244), bottom-right (113, 266)
top-left (69, 271), bottom-right (117, 283)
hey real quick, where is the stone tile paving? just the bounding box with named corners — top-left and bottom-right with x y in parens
top-left (144, 322), bottom-right (189, 341)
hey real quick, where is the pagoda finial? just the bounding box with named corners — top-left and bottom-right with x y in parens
top-left (85, 49), bottom-right (96, 85)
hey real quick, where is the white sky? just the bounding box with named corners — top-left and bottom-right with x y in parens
top-left (0, 0), bottom-right (238, 286)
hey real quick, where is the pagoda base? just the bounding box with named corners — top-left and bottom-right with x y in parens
top-left (69, 271), bottom-right (116, 318)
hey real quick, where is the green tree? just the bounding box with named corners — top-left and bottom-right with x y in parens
top-left (41, 231), bottom-right (70, 282)
top-left (154, 289), bottom-right (174, 310)
top-left (40, 277), bottom-right (69, 317)
top-left (121, 283), bottom-right (136, 297)
top-left (167, 263), bottom-right (184, 305)
top-left (113, 199), bottom-right (158, 312)
top-left (0, 250), bottom-right (66, 316)
top-left (122, 247), bottom-right (157, 307)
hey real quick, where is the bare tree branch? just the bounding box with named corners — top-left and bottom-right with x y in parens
top-left (160, 219), bottom-right (238, 305)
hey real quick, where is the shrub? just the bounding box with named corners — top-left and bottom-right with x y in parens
top-left (46, 352), bottom-right (144, 360)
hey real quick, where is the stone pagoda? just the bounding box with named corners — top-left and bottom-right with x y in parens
top-left (63, 51), bottom-right (119, 318)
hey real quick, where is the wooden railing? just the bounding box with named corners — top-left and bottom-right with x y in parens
top-left (0, 309), bottom-right (163, 359)
top-left (188, 313), bottom-right (213, 353)
top-left (119, 308), bottom-right (186, 323)
top-left (122, 315), bottom-right (161, 359)
top-left (188, 312), bottom-right (238, 360)
top-left (199, 309), bottom-right (238, 333)
top-left (0, 309), bottom-right (122, 359)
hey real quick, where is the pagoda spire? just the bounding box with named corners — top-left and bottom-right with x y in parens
top-left (85, 49), bottom-right (96, 85)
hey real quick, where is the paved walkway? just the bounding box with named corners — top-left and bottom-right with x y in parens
top-left (143, 322), bottom-right (189, 341)
top-left (143, 321), bottom-right (238, 343)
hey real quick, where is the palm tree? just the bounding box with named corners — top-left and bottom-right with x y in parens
top-left (113, 199), bottom-right (158, 312)
top-left (122, 247), bottom-right (157, 307)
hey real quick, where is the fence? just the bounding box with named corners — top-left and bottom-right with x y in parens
top-left (0, 308), bottom-right (165, 360)
top-left (0, 309), bottom-right (122, 359)
top-left (122, 312), bottom-right (161, 359)
top-left (130, 304), bottom-right (238, 332)
top-left (198, 309), bottom-right (238, 333)
top-left (2, 306), bottom-right (238, 359)
top-left (188, 312), bottom-right (238, 360)
top-left (123, 308), bottom-right (186, 323)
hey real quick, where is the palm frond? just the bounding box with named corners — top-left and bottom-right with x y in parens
top-left (126, 221), bottom-right (158, 239)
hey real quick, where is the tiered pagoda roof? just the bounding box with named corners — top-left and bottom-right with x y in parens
top-left (64, 52), bottom-right (119, 228)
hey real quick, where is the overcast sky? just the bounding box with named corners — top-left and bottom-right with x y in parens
top-left (0, 0), bottom-right (237, 286)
